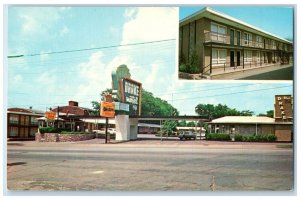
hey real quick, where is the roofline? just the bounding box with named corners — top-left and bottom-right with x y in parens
top-left (208, 121), bottom-right (293, 125)
top-left (180, 6), bottom-right (293, 44)
top-left (7, 111), bottom-right (44, 116)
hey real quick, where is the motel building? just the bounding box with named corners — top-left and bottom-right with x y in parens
top-left (209, 95), bottom-right (293, 142)
top-left (7, 107), bottom-right (44, 140)
top-left (179, 7), bottom-right (293, 78)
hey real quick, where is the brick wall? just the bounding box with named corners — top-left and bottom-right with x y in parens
top-left (36, 133), bottom-right (95, 142)
top-left (275, 125), bottom-right (292, 142)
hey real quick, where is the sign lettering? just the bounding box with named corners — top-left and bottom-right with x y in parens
top-left (100, 102), bottom-right (115, 118)
top-left (120, 78), bottom-right (142, 116)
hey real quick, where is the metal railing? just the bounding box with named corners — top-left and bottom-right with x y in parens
top-left (204, 32), bottom-right (284, 50)
top-left (204, 60), bottom-right (281, 75)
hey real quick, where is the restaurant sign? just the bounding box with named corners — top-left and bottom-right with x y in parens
top-left (100, 102), bottom-right (115, 118)
top-left (45, 111), bottom-right (56, 120)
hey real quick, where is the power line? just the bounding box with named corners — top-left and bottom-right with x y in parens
top-left (7, 38), bottom-right (176, 58)
top-left (167, 85), bottom-right (292, 102)
top-left (7, 85), bottom-right (292, 108)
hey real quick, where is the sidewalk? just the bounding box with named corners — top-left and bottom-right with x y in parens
top-left (211, 63), bottom-right (292, 80)
top-left (7, 138), bottom-right (293, 150)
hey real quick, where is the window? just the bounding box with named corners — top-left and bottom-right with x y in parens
top-left (31, 116), bottom-right (38, 125)
top-left (20, 115), bottom-right (30, 125)
top-left (30, 128), bottom-right (38, 137)
top-left (244, 50), bottom-right (252, 62)
top-left (256, 36), bottom-right (263, 48)
top-left (257, 51), bottom-right (261, 62)
top-left (271, 40), bottom-right (276, 49)
top-left (243, 32), bottom-right (252, 46)
top-left (9, 114), bottom-right (19, 124)
top-left (9, 127), bottom-right (18, 137)
top-left (211, 23), bottom-right (226, 43)
top-left (212, 49), bottom-right (226, 65)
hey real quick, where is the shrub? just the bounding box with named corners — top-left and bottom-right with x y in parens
top-left (39, 127), bottom-right (71, 133)
top-left (266, 134), bottom-right (277, 142)
top-left (179, 64), bottom-right (188, 72)
top-left (234, 134), bottom-right (277, 142)
top-left (189, 65), bottom-right (200, 74)
top-left (234, 134), bottom-right (243, 142)
top-left (60, 131), bottom-right (88, 135)
top-left (206, 133), bottom-right (231, 141)
top-left (206, 133), bottom-right (277, 142)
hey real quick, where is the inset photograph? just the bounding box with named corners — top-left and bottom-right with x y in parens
top-left (178, 6), bottom-right (294, 80)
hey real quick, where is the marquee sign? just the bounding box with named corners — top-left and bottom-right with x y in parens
top-left (120, 78), bottom-right (142, 116)
top-left (274, 95), bottom-right (293, 121)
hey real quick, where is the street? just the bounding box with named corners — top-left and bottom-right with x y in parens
top-left (7, 140), bottom-right (293, 192)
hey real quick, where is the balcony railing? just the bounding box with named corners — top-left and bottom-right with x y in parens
top-left (204, 32), bottom-right (280, 50)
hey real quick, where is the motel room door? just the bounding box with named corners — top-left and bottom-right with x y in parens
top-left (230, 51), bottom-right (235, 67)
top-left (237, 51), bottom-right (241, 66)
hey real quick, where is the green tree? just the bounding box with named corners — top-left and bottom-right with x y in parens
top-left (178, 120), bottom-right (187, 127)
top-left (141, 89), bottom-right (179, 116)
top-left (195, 103), bottom-right (254, 119)
top-left (90, 88), bottom-right (113, 116)
top-left (186, 121), bottom-right (196, 127)
top-left (240, 110), bottom-right (254, 116)
top-left (195, 104), bottom-right (215, 120)
top-left (161, 120), bottom-right (177, 136)
top-left (258, 110), bottom-right (274, 118)
top-left (92, 88), bottom-right (179, 117)
top-left (90, 101), bottom-right (100, 116)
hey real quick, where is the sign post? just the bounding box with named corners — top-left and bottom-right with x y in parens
top-left (105, 117), bottom-right (109, 144)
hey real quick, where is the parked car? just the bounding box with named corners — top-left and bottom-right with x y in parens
top-left (108, 128), bottom-right (117, 135)
top-left (178, 131), bottom-right (196, 140)
top-left (93, 129), bottom-right (105, 134)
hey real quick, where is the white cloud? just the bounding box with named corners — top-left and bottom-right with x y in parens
top-left (121, 7), bottom-right (178, 44)
top-left (18, 7), bottom-right (69, 37)
top-left (124, 8), bottom-right (137, 19)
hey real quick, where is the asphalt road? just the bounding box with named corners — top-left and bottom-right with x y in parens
top-left (6, 142), bottom-right (293, 192)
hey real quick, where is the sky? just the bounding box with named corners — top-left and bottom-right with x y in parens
top-left (180, 6), bottom-right (294, 40)
top-left (6, 6), bottom-right (293, 116)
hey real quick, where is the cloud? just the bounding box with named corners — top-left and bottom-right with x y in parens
top-left (121, 7), bottom-right (177, 44)
top-left (124, 8), bottom-right (137, 19)
top-left (18, 7), bottom-right (69, 37)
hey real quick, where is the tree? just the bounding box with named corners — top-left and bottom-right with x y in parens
top-left (90, 101), bottom-right (100, 116)
top-left (90, 88), bottom-right (113, 116)
top-left (92, 88), bottom-right (179, 117)
top-left (195, 103), bottom-right (254, 119)
top-left (258, 110), bottom-right (274, 118)
top-left (240, 110), bottom-right (254, 116)
top-left (178, 120), bottom-right (187, 127)
top-left (141, 89), bottom-right (179, 116)
top-left (266, 110), bottom-right (274, 118)
top-left (186, 121), bottom-right (196, 127)
top-left (195, 104), bottom-right (215, 120)
top-left (161, 120), bottom-right (177, 136)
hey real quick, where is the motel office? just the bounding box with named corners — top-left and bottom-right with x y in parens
top-left (179, 7), bottom-right (293, 75)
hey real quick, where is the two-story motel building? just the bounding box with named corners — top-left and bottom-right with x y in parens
top-left (179, 7), bottom-right (293, 76)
